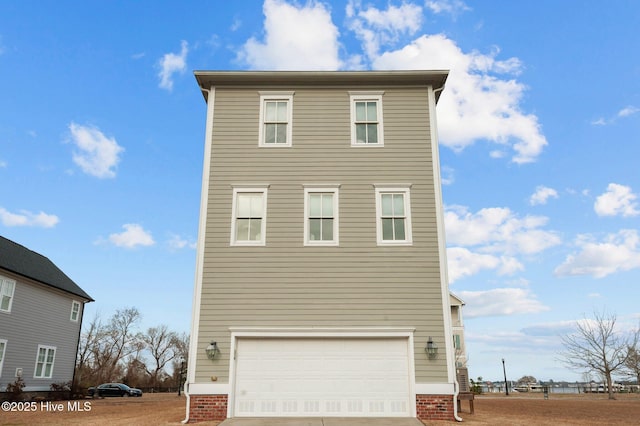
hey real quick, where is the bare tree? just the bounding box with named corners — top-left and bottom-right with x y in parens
top-left (75, 313), bottom-right (103, 388)
top-left (624, 326), bottom-right (640, 385)
top-left (172, 331), bottom-right (190, 362)
top-left (560, 311), bottom-right (636, 399)
top-left (140, 325), bottom-right (178, 388)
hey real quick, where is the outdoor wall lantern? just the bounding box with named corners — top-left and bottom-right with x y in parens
top-left (206, 341), bottom-right (219, 360)
top-left (425, 337), bottom-right (438, 359)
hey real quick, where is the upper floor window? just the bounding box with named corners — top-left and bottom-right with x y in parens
top-left (304, 186), bottom-right (339, 246)
top-left (453, 334), bottom-right (462, 350)
top-left (231, 187), bottom-right (268, 246)
top-left (34, 345), bottom-right (56, 379)
top-left (375, 186), bottom-right (412, 245)
top-left (0, 339), bottom-right (6, 378)
top-left (0, 276), bottom-right (15, 313)
top-left (259, 91), bottom-right (294, 147)
top-left (350, 92), bottom-right (384, 146)
top-left (70, 300), bottom-right (81, 322)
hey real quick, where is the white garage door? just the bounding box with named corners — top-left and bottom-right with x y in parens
top-left (233, 337), bottom-right (412, 417)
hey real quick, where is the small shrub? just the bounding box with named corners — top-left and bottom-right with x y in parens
top-left (5, 377), bottom-right (26, 401)
top-left (49, 381), bottom-right (72, 400)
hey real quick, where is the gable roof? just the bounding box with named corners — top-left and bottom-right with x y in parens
top-left (449, 292), bottom-right (465, 306)
top-left (0, 236), bottom-right (93, 301)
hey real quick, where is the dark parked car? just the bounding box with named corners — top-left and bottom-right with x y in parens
top-left (87, 383), bottom-right (143, 398)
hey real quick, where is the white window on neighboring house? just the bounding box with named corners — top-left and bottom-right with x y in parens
top-left (304, 186), bottom-right (339, 246)
top-left (0, 339), bottom-right (6, 377)
top-left (70, 300), bottom-right (81, 322)
top-left (259, 92), bottom-right (294, 147)
top-left (231, 187), bottom-right (268, 246)
top-left (453, 334), bottom-right (461, 350)
top-left (0, 276), bottom-right (16, 313)
top-left (375, 186), bottom-right (412, 245)
top-left (34, 345), bottom-right (56, 379)
top-left (350, 92), bottom-right (384, 146)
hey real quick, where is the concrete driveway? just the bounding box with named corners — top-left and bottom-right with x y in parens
top-left (218, 418), bottom-right (424, 426)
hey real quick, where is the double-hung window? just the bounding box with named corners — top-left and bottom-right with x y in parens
top-left (231, 187), bottom-right (268, 246)
top-left (34, 345), bottom-right (56, 379)
top-left (0, 276), bottom-right (15, 313)
top-left (375, 186), bottom-right (412, 245)
top-left (350, 92), bottom-right (384, 146)
top-left (304, 186), bottom-right (339, 246)
top-left (0, 339), bottom-right (6, 377)
top-left (259, 92), bottom-right (294, 147)
top-left (70, 300), bottom-right (81, 322)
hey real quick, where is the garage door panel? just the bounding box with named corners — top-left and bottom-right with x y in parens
top-left (234, 337), bottom-right (411, 417)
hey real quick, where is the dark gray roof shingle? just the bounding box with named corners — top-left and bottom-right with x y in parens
top-left (0, 236), bottom-right (93, 301)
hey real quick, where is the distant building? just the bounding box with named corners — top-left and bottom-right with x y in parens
top-left (185, 70), bottom-right (458, 423)
top-left (0, 236), bottom-right (93, 393)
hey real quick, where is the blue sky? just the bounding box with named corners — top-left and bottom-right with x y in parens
top-left (1, 0), bottom-right (639, 383)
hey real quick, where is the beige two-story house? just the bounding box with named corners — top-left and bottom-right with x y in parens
top-left (184, 70), bottom-right (458, 423)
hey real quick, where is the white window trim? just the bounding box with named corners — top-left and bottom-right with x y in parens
top-left (70, 300), bottom-right (81, 322)
top-left (349, 91), bottom-right (384, 147)
top-left (230, 186), bottom-right (269, 246)
top-left (303, 185), bottom-right (340, 246)
top-left (374, 185), bottom-right (413, 246)
top-left (0, 339), bottom-right (6, 378)
top-left (258, 91), bottom-right (294, 147)
top-left (33, 345), bottom-right (56, 379)
top-left (0, 275), bottom-right (16, 313)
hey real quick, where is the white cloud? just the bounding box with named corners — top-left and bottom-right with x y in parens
top-left (108, 224), bottom-right (155, 249)
top-left (0, 160), bottom-right (6, 168)
top-left (371, 33), bottom-right (547, 163)
top-left (447, 247), bottom-right (523, 283)
top-left (444, 205), bottom-right (559, 282)
top-left (158, 40), bottom-right (188, 91)
top-left (555, 229), bottom-right (640, 278)
top-left (239, 0), bottom-right (342, 70)
top-left (457, 288), bottom-right (549, 318)
top-left (68, 122), bottom-right (124, 179)
top-left (445, 205), bottom-right (561, 254)
top-left (530, 185), bottom-right (558, 206)
top-left (425, 0), bottom-right (471, 16)
top-left (447, 247), bottom-right (499, 282)
top-left (594, 183), bottom-right (639, 217)
top-left (591, 105), bottom-right (639, 125)
top-left (618, 105), bottom-right (639, 117)
top-left (441, 165), bottom-right (455, 185)
top-left (347, 2), bottom-right (423, 58)
top-left (0, 207), bottom-right (59, 228)
top-left (167, 234), bottom-right (197, 250)
top-left (520, 320), bottom-right (576, 337)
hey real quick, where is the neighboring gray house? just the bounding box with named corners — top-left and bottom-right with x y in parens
top-left (0, 236), bottom-right (93, 393)
top-left (185, 71), bottom-right (458, 423)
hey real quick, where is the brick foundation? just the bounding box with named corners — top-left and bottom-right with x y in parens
top-left (187, 394), bottom-right (228, 423)
top-left (416, 394), bottom-right (454, 422)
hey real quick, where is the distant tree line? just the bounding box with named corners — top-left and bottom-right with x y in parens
top-left (75, 307), bottom-right (189, 391)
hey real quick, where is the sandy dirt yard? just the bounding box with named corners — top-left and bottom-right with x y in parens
top-left (1, 392), bottom-right (640, 425)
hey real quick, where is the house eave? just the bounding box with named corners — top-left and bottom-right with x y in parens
top-left (194, 70), bottom-right (449, 103)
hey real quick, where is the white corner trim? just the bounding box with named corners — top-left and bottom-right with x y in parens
top-left (415, 383), bottom-right (456, 395)
top-left (187, 85), bottom-right (216, 385)
top-left (187, 383), bottom-right (231, 395)
top-left (428, 85), bottom-right (457, 384)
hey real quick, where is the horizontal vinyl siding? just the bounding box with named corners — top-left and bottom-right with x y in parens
top-left (196, 86), bottom-right (447, 383)
top-left (0, 270), bottom-right (83, 389)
